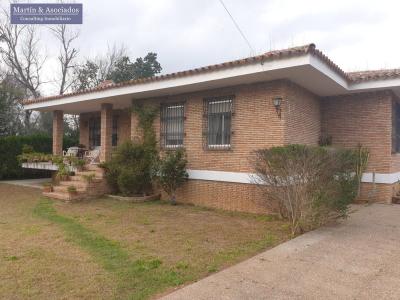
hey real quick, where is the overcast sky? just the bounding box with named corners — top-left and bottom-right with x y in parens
top-left (2, 0), bottom-right (400, 95)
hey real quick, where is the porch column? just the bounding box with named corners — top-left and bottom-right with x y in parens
top-left (52, 110), bottom-right (63, 155)
top-left (100, 103), bottom-right (113, 162)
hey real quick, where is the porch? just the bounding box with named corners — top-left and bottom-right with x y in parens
top-left (51, 103), bottom-right (132, 163)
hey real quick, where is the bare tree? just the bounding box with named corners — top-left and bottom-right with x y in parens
top-left (0, 10), bottom-right (45, 131)
top-left (50, 24), bottom-right (79, 95)
top-left (97, 43), bottom-right (128, 80)
top-left (72, 43), bottom-right (127, 91)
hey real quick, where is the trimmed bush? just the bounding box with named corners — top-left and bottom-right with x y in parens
top-left (155, 149), bottom-right (188, 204)
top-left (252, 144), bottom-right (368, 236)
top-left (0, 134), bottom-right (77, 179)
top-left (102, 141), bottom-right (154, 196)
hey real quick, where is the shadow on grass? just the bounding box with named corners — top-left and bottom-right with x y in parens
top-left (33, 198), bottom-right (183, 300)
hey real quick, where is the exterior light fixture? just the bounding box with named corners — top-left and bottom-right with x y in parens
top-left (273, 97), bottom-right (282, 118)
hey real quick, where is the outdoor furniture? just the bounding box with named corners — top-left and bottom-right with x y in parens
top-left (63, 146), bottom-right (79, 157)
top-left (84, 147), bottom-right (101, 164)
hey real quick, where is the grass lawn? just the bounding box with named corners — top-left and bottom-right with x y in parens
top-left (0, 183), bottom-right (291, 299)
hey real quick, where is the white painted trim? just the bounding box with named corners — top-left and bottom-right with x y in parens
top-left (24, 55), bottom-right (310, 110)
top-left (361, 172), bottom-right (400, 184)
top-left (309, 55), bottom-right (348, 88)
top-left (187, 169), bottom-right (400, 185)
top-left (187, 169), bottom-right (257, 184)
top-left (21, 162), bottom-right (76, 172)
top-left (25, 49), bottom-right (400, 110)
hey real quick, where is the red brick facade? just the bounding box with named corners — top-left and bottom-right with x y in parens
top-left (76, 79), bottom-right (398, 212)
top-left (52, 110), bottom-right (63, 155)
top-left (155, 80), bottom-right (321, 213)
top-left (321, 91), bottom-right (398, 203)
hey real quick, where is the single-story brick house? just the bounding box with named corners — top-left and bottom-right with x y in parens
top-left (23, 44), bottom-right (400, 213)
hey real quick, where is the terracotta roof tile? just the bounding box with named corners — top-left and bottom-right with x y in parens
top-left (23, 44), bottom-right (318, 105)
top-left (347, 69), bottom-right (400, 82)
top-left (24, 43), bottom-right (398, 106)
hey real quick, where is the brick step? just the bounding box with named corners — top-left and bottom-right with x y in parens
top-left (392, 196), bottom-right (400, 204)
top-left (59, 180), bottom-right (88, 188)
top-left (85, 164), bottom-right (102, 171)
top-left (53, 185), bottom-right (86, 193)
top-left (75, 170), bottom-right (104, 178)
top-left (68, 175), bottom-right (103, 183)
top-left (43, 164), bottom-right (109, 201)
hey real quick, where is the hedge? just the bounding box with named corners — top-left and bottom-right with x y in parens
top-left (0, 134), bottom-right (77, 180)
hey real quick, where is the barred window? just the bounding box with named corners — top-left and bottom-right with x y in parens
top-left (89, 117), bottom-right (101, 149)
top-left (160, 103), bottom-right (185, 148)
top-left (204, 98), bottom-right (233, 149)
top-left (112, 116), bottom-right (118, 147)
top-left (393, 103), bottom-right (400, 153)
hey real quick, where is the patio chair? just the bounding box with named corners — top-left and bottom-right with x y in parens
top-left (63, 146), bottom-right (79, 157)
top-left (84, 147), bottom-right (101, 164)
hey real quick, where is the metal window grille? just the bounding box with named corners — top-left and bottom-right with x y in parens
top-left (89, 117), bottom-right (101, 149)
top-left (393, 103), bottom-right (400, 153)
top-left (160, 103), bottom-right (185, 148)
top-left (112, 116), bottom-right (118, 147)
top-left (203, 96), bottom-right (233, 149)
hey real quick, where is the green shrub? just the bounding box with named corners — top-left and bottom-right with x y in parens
top-left (81, 173), bottom-right (96, 184)
top-left (22, 144), bottom-right (34, 154)
top-left (155, 149), bottom-right (188, 204)
top-left (67, 157), bottom-right (86, 170)
top-left (18, 152), bottom-right (53, 163)
top-left (253, 144), bottom-right (368, 235)
top-left (67, 186), bottom-right (77, 193)
top-left (100, 161), bottom-right (120, 192)
top-left (0, 134), bottom-right (77, 180)
top-left (103, 141), bottom-right (154, 196)
top-left (102, 104), bottom-right (159, 197)
top-left (117, 167), bottom-right (145, 196)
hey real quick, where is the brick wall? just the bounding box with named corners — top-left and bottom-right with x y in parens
top-left (132, 80), bottom-right (287, 173)
top-left (321, 91), bottom-right (395, 202)
top-left (321, 91), bottom-right (393, 173)
top-left (115, 109), bottom-right (131, 145)
top-left (283, 81), bottom-right (321, 145)
top-left (171, 180), bottom-right (268, 214)
top-left (129, 79), bottom-right (322, 212)
top-left (79, 81), bottom-right (398, 210)
top-left (80, 109), bottom-right (131, 149)
top-left (356, 183), bottom-right (393, 203)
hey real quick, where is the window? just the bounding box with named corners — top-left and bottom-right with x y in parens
top-left (89, 117), bottom-right (101, 149)
top-left (393, 103), bottom-right (400, 153)
top-left (160, 103), bottom-right (185, 148)
top-left (204, 97), bottom-right (233, 149)
top-left (112, 116), bottom-right (118, 147)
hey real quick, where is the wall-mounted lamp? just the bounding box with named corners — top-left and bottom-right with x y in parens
top-left (273, 97), bottom-right (282, 118)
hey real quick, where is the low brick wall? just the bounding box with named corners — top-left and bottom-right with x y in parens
top-left (357, 182), bottom-right (394, 203)
top-left (167, 180), bottom-right (396, 213)
top-left (162, 180), bottom-right (269, 214)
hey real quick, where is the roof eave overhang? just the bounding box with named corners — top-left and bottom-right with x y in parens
top-left (24, 53), bottom-right (400, 113)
